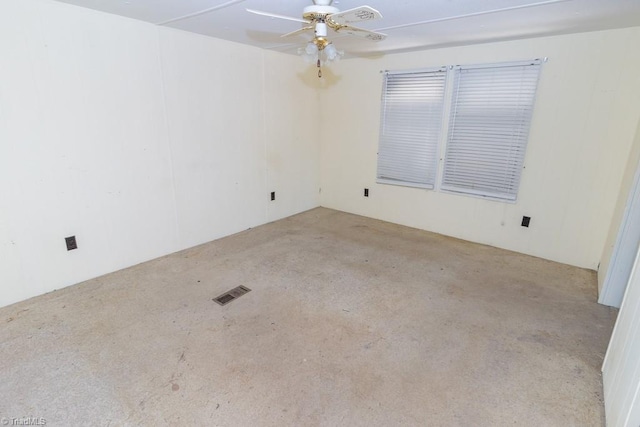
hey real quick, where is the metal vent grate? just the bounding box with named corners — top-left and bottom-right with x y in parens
top-left (213, 286), bottom-right (251, 306)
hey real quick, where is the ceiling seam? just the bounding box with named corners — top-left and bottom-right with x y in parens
top-left (375, 0), bottom-right (574, 32)
top-left (155, 0), bottom-right (247, 26)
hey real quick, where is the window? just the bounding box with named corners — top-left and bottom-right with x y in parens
top-left (377, 59), bottom-right (542, 201)
top-left (377, 67), bottom-right (447, 189)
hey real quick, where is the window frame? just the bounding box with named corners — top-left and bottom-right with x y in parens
top-left (376, 59), bottom-right (543, 203)
top-left (376, 66), bottom-right (449, 190)
top-left (440, 59), bottom-right (543, 202)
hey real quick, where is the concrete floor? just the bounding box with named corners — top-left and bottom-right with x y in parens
top-left (0, 208), bottom-right (617, 426)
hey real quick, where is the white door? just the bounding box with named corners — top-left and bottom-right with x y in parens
top-left (602, 248), bottom-right (640, 426)
top-left (599, 159), bottom-right (640, 308)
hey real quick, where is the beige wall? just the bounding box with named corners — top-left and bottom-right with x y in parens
top-left (0, 0), bottom-right (321, 307)
top-left (2, 0), bottom-right (640, 309)
top-left (319, 28), bottom-right (640, 269)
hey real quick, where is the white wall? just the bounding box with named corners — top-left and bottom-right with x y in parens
top-left (319, 28), bottom-right (640, 269)
top-left (603, 248), bottom-right (640, 427)
top-left (0, 0), bottom-right (320, 307)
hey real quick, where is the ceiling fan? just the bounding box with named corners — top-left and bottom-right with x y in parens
top-left (247, 0), bottom-right (386, 77)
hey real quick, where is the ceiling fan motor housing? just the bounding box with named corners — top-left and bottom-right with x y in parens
top-left (315, 22), bottom-right (328, 37)
top-left (304, 2), bottom-right (338, 49)
top-left (303, 5), bottom-right (339, 22)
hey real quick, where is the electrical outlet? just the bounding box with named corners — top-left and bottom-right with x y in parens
top-left (65, 236), bottom-right (78, 251)
top-left (364, 188), bottom-right (369, 197)
top-left (270, 191), bottom-right (275, 201)
top-left (521, 216), bottom-right (531, 228)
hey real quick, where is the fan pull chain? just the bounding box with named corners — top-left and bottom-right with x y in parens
top-left (317, 58), bottom-right (322, 78)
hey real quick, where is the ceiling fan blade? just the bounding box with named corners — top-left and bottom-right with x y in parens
top-left (281, 26), bottom-right (314, 38)
top-left (328, 6), bottom-right (382, 26)
top-left (246, 8), bottom-right (310, 24)
top-left (338, 25), bottom-right (387, 41)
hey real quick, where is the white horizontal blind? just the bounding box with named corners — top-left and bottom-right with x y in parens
top-left (442, 60), bottom-right (542, 201)
top-left (377, 68), bottom-right (447, 188)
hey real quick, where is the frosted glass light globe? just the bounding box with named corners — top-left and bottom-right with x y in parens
top-left (305, 43), bottom-right (318, 55)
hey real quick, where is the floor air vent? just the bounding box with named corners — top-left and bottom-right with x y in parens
top-left (213, 286), bottom-right (251, 306)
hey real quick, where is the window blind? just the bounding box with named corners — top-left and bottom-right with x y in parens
top-left (377, 68), bottom-right (447, 189)
top-left (441, 60), bottom-right (541, 201)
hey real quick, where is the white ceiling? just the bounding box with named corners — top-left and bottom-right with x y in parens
top-left (54, 0), bottom-right (640, 57)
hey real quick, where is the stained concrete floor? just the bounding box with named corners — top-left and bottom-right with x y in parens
top-left (0, 208), bottom-right (618, 426)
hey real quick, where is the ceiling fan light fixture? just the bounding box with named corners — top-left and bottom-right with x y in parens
top-left (305, 42), bottom-right (319, 55)
top-left (298, 50), bottom-right (316, 64)
top-left (324, 43), bottom-right (343, 61)
top-left (299, 41), bottom-right (343, 65)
